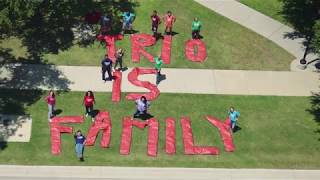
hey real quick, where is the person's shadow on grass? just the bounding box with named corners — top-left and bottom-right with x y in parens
top-left (232, 125), bottom-right (242, 133)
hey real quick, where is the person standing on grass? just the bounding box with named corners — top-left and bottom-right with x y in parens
top-left (83, 91), bottom-right (95, 121)
top-left (192, 17), bottom-right (202, 39)
top-left (100, 13), bottom-right (112, 35)
top-left (121, 11), bottom-right (135, 34)
top-left (114, 48), bottom-right (124, 71)
top-left (228, 107), bottom-right (240, 132)
top-left (74, 130), bottom-right (86, 162)
top-left (101, 54), bottom-right (113, 82)
top-left (133, 96), bottom-right (150, 118)
top-left (45, 90), bottom-right (56, 122)
top-left (163, 11), bottom-right (176, 35)
top-left (151, 10), bottom-right (161, 38)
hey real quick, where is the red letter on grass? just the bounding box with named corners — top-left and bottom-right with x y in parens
top-left (131, 34), bottom-right (156, 63)
top-left (161, 35), bottom-right (172, 64)
top-left (120, 117), bottom-right (159, 156)
top-left (206, 116), bottom-right (235, 152)
top-left (50, 116), bottom-right (84, 155)
top-left (97, 34), bottom-right (123, 62)
top-left (185, 39), bottom-right (207, 63)
top-left (85, 111), bottom-right (112, 148)
top-left (126, 67), bottom-right (160, 101)
top-left (112, 70), bottom-right (122, 102)
top-left (181, 117), bottom-right (219, 155)
top-left (165, 118), bottom-right (176, 154)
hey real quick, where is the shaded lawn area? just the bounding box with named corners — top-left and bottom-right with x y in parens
top-left (239, 0), bottom-right (287, 25)
top-left (0, 0), bottom-right (294, 70)
top-left (0, 89), bottom-right (319, 169)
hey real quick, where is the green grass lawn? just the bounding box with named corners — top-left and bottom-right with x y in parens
top-left (239, 0), bottom-right (287, 25)
top-left (0, 0), bottom-right (295, 70)
top-left (0, 89), bottom-right (319, 169)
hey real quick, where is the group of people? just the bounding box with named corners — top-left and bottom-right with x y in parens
top-left (101, 48), bottom-right (125, 82)
top-left (83, 9), bottom-right (202, 39)
top-left (101, 51), bottom-right (163, 84)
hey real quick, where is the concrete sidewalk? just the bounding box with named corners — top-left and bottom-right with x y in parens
top-left (0, 64), bottom-right (318, 96)
top-left (194, 0), bottom-right (319, 71)
top-left (0, 165), bottom-right (319, 180)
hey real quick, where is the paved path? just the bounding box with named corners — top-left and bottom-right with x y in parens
top-left (194, 0), bottom-right (319, 71)
top-left (0, 165), bottom-right (319, 180)
top-left (0, 64), bottom-right (318, 96)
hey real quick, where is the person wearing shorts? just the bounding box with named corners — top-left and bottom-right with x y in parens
top-left (228, 107), bottom-right (240, 132)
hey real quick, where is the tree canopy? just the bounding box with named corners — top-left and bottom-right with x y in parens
top-left (0, 0), bottom-right (138, 59)
top-left (281, 0), bottom-right (320, 60)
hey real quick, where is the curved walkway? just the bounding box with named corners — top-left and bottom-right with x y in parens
top-left (194, 0), bottom-right (319, 71)
top-left (0, 165), bottom-right (319, 180)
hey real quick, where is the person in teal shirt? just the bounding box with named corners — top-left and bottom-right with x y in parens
top-left (121, 11), bottom-right (135, 34)
top-left (228, 107), bottom-right (240, 132)
top-left (191, 17), bottom-right (202, 39)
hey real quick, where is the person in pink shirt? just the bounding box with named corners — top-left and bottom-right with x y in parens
top-left (45, 90), bottom-right (56, 122)
top-left (163, 11), bottom-right (176, 35)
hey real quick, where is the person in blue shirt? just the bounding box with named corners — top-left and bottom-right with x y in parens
top-left (101, 54), bottom-right (113, 82)
top-left (121, 11), bottom-right (135, 34)
top-left (74, 130), bottom-right (86, 162)
top-left (228, 107), bottom-right (240, 132)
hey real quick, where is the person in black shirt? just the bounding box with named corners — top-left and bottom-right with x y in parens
top-left (101, 54), bottom-right (113, 81)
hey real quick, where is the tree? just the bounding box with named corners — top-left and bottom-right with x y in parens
top-left (281, 0), bottom-right (320, 64)
top-left (0, 0), bottom-right (138, 59)
top-left (312, 20), bottom-right (320, 55)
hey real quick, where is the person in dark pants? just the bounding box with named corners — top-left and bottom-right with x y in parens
top-left (101, 54), bottom-right (113, 82)
top-left (100, 13), bottom-right (112, 35)
top-left (192, 17), bottom-right (202, 39)
top-left (133, 96), bottom-right (150, 118)
top-left (151, 10), bottom-right (161, 38)
top-left (114, 48), bottom-right (124, 71)
top-left (74, 130), bottom-right (86, 162)
top-left (83, 91), bottom-right (95, 121)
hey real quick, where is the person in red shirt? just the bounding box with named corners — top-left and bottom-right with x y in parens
top-left (83, 91), bottom-right (95, 121)
top-left (45, 90), bottom-right (56, 122)
top-left (84, 9), bottom-right (102, 24)
top-left (151, 10), bottom-right (161, 38)
top-left (163, 11), bottom-right (176, 35)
